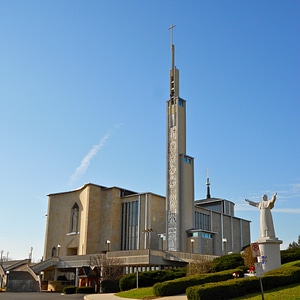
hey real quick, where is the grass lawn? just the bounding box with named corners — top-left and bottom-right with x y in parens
top-left (116, 283), bottom-right (300, 299)
top-left (116, 287), bottom-right (155, 299)
top-left (116, 261), bottom-right (300, 299)
top-left (236, 283), bottom-right (300, 299)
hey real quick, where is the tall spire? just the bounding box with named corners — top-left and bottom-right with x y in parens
top-left (168, 24), bottom-right (179, 100)
top-left (206, 169), bottom-right (211, 199)
top-left (169, 24), bottom-right (176, 70)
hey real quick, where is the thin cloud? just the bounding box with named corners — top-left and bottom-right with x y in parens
top-left (234, 182), bottom-right (300, 211)
top-left (235, 203), bottom-right (300, 214)
top-left (273, 208), bottom-right (300, 214)
top-left (69, 124), bottom-right (121, 186)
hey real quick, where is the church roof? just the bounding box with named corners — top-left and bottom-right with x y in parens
top-left (194, 197), bottom-right (235, 206)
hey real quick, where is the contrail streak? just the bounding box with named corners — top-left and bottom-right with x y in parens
top-left (69, 125), bottom-right (120, 185)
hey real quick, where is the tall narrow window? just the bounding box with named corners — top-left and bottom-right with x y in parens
top-left (195, 211), bottom-right (210, 231)
top-left (121, 201), bottom-right (139, 250)
top-left (70, 203), bottom-right (79, 233)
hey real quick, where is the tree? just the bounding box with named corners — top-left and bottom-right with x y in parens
top-left (288, 235), bottom-right (300, 249)
top-left (187, 257), bottom-right (213, 275)
top-left (91, 254), bottom-right (124, 293)
top-left (241, 246), bottom-right (256, 269)
top-left (91, 254), bottom-right (124, 281)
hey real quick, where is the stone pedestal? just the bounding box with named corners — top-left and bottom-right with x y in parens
top-left (257, 237), bottom-right (282, 272)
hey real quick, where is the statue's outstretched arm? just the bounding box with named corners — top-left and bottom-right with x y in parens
top-left (245, 199), bottom-right (259, 207)
top-left (271, 192), bottom-right (277, 204)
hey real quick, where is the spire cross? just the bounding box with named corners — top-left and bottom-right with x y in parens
top-left (169, 24), bottom-right (176, 70)
top-left (168, 24), bottom-right (176, 47)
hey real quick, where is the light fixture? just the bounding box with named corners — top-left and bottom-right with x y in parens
top-left (191, 239), bottom-right (195, 253)
top-left (106, 240), bottom-right (111, 252)
top-left (57, 244), bottom-right (61, 257)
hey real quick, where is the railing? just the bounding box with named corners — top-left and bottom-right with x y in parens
top-left (5, 259), bottom-right (31, 271)
top-left (31, 250), bottom-right (219, 274)
top-left (164, 251), bottom-right (218, 262)
top-left (31, 257), bottom-right (58, 273)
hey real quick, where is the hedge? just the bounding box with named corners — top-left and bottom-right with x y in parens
top-left (153, 268), bottom-right (244, 297)
top-left (102, 279), bottom-right (120, 293)
top-left (63, 285), bottom-right (95, 294)
top-left (63, 286), bottom-right (76, 294)
top-left (76, 286), bottom-right (95, 294)
top-left (119, 268), bottom-right (186, 291)
top-left (211, 253), bottom-right (244, 272)
top-left (186, 266), bottom-right (300, 300)
top-left (281, 248), bottom-right (300, 264)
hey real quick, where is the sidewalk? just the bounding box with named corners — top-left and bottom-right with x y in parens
top-left (84, 293), bottom-right (187, 300)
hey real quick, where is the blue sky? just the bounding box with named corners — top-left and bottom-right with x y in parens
top-left (0, 0), bottom-right (299, 261)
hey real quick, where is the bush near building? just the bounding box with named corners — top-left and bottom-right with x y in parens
top-left (211, 253), bottom-right (245, 272)
top-left (153, 268), bottom-right (245, 297)
top-left (119, 268), bottom-right (186, 291)
top-left (102, 279), bottom-right (120, 293)
top-left (186, 264), bottom-right (300, 300)
top-left (281, 247), bottom-right (300, 264)
top-left (76, 286), bottom-right (95, 294)
top-left (63, 286), bottom-right (77, 294)
top-left (63, 286), bottom-right (95, 294)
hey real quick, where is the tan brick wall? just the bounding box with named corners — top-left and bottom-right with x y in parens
top-left (44, 189), bottom-right (82, 258)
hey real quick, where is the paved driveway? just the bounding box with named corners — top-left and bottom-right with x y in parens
top-left (0, 292), bottom-right (85, 300)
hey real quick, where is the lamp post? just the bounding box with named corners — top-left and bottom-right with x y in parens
top-left (55, 244), bottom-right (61, 282)
top-left (106, 240), bottom-right (111, 252)
top-left (158, 234), bottom-right (164, 250)
top-left (222, 238), bottom-right (227, 255)
top-left (29, 247), bottom-right (33, 261)
top-left (191, 239), bottom-right (195, 253)
top-left (6, 271), bottom-right (9, 292)
top-left (39, 271), bottom-right (44, 292)
top-left (0, 250), bottom-right (3, 264)
top-left (57, 244), bottom-right (61, 258)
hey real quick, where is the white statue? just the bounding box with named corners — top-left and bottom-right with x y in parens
top-left (245, 193), bottom-right (277, 238)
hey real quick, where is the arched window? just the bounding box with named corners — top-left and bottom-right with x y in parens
top-left (70, 203), bottom-right (79, 233)
top-left (51, 246), bottom-right (56, 257)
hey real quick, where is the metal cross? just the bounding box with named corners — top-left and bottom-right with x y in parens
top-left (168, 24), bottom-right (176, 46)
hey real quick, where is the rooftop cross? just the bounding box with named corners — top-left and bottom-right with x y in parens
top-left (168, 24), bottom-right (176, 47)
top-left (168, 24), bottom-right (176, 70)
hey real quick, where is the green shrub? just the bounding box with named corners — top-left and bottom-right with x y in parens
top-left (119, 273), bottom-right (136, 291)
top-left (119, 268), bottom-right (186, 291)
top-left (102, 279), bottom-right (120, 293)
top-left (211, 253), bottom-right (244, 272)
top-left (281, 248), bottom-right (300, 264)
top-left (187, 259), bottom-right (213, 275)
top-left (63, 286), bottom-right (76, 294)
top-left (76, 286), bottom-right (95, 294)
top-left (187, 278), bottom-right (259, 300)
top-left (186, 265), bottom-right (300, 300)
top-left (153, 268), bottom-right (244, 296)
top-left (263, 266), bottom-right (300, 289)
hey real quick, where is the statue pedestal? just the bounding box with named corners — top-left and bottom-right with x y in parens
top-left (257, 237), bottom-right (282, 272)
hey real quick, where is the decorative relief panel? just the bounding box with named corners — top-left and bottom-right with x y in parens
top-left (167, 117), bottom-right (178, 251)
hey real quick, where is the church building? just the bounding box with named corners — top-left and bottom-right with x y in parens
top-left (35, 29), bottom-right (251, 289)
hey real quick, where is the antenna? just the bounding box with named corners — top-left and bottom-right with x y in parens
top-left (206, 168), bottom-right (209, 179)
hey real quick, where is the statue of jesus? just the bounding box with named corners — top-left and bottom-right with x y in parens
top-left (245, 193), bottom-right (277, 238)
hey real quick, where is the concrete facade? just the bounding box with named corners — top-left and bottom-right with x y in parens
top-left (44, 184), bottom-right (166, 259)
top-left (44, 184), bottom-right (250, 262)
